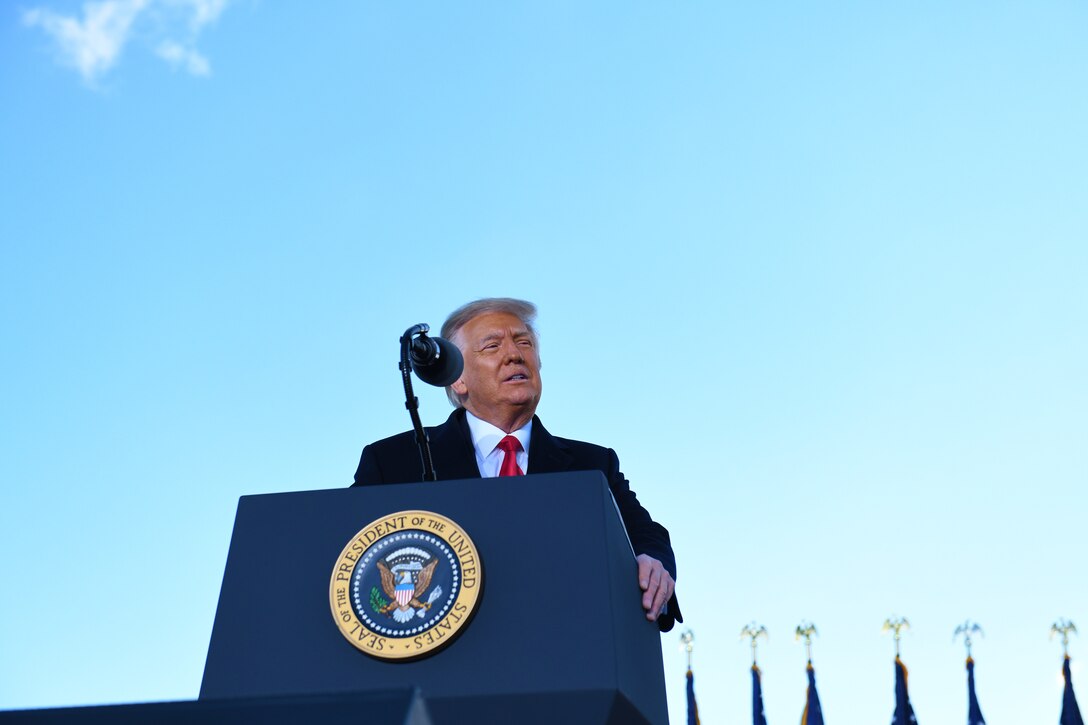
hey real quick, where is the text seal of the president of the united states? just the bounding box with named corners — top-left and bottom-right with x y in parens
top-left (329, 510), bottom-right (482, 660)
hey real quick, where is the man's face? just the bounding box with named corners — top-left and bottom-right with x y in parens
top-left (451, 311), bottom-right (542, 430)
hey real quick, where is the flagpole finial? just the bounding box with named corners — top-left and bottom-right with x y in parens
top-left (795, 621), bottom-right (818, 663)
top-left (680, 629), bottom-right (695, 670)
top-left (1051, 618), bottom-right (1078, 657)
top-left (954, 620), bottom-right (985, 659)
top-left (883, 616), bottom-right (910, 658)
top-left (741, 622), bottom-right (769, 666)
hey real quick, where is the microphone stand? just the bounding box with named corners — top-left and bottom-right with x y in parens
top-left (400, 324), bottom-right (437, 481)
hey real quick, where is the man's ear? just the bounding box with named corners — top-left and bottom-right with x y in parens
top-left (451, 378), bottom-right (468, 396)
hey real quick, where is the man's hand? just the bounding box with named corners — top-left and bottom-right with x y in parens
top-left (637, 554), bottom-right (675, 622)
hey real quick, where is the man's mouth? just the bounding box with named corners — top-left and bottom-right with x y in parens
top-left (505, 373), bottom-right (529, 382)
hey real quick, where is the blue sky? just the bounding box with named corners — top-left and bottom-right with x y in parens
top-left (1, 2), bottom-right (1085, 723)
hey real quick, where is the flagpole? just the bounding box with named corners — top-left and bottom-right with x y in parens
top-left (956, 621), bottom-right (987, 725)
top-left (796, 621), bottom-right (825, 725)
top-left (883, 616), bottom-right (910, 658)
top-left (884, 615), bottom-right (917, 725)
top-left (742, 623), bottom-right (769, 725)
top-left (1052, 619), bottom-right (1083, 725)
top-left (1053, 619), bottom-right (1078, 658)
top-left (680, 629), bottom-right (700, 725)
top-left (680, 629), bottom-right (695, 671)
top-left (741, 622), bottom-right (769, 666)
top-left (954, 620), bottom-right (984, 660)
top-left (796, 621), bottom-right (818, 664)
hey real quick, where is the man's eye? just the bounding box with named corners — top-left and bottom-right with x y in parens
top-left (517, 340), bottom-right (533, 347)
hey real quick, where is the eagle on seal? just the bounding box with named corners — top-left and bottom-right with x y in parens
top-left (378, 559), bottom-right (439, 623)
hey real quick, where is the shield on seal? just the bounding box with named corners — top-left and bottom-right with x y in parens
top-left (394, 569), bottom-right (415, 607)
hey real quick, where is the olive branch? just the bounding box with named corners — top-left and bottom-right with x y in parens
top-left (370, 586), bottom-right (389, 613)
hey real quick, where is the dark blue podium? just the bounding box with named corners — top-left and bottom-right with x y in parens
top-left (204, 472), bottom-right (668, 724)
top-left (1, 473), bottom-right (668, 724)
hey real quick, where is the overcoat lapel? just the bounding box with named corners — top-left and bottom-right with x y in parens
top-left (526, 416), bottom-right (573, 474)
top-left (429, 409), bottom-right (483, 481)
top-left (429, 409), bottom-right (572, 479)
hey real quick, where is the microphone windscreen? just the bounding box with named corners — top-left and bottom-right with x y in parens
top-left (411, 335), bottom-right (464, 387)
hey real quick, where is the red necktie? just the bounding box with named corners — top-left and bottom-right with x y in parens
top-left (497, 435), bottom-right (524, 477)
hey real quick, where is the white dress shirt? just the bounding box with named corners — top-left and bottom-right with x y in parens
top-left (464, 411), bottom-right (532, 477)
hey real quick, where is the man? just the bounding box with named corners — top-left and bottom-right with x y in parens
top-left (353, 298), bottom-right (681, 631)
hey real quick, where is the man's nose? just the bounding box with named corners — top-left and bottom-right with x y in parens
top-left (502, 339), bottom-right (523, 361)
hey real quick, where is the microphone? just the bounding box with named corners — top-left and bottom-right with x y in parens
top-left (398, 323), bottom-right (463, 481)
top-left (408, 331), bottom-right (464, 387)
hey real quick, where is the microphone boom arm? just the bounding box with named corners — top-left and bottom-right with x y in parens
top-left (400, 324), bottom-right (437, 482)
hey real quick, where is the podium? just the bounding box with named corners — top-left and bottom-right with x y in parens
top-left (1, 473), bottom-right (668, 724)
top-left (203, 471), bottom-right (668, 723)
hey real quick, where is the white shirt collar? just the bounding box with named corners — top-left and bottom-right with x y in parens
top-left (464, 410), bottom-right (532, 477)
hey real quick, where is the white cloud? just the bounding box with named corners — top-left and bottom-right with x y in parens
top-left (156, 39), bottom-right (209, 76)
top-left (176, 0), bottom-right (229, 29)
top-left (24, 0), bottom-right (149, 83)
top-left (24, 0), bottom-right (230, 84)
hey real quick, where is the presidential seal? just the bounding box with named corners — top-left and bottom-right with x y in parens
top-left (329, 510), bottom-right (482, 660)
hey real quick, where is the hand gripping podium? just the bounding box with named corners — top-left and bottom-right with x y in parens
top-left (200, 471), bottom-right (669, 724)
